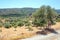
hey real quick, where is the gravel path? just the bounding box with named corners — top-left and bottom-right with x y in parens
top-left (21, 30), bottom-right (60, 40)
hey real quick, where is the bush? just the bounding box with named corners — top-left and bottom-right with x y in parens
top-left (24, 20), bottom-right (31, 26)
top-left (25, 23), bottom-right (30, 26)
top-left (0, 23), bottom-right (2, 32)
top-left (5, 18), bottom-right (10, 22)
top-left (17, 21), bottom-right (24, 27)
top-left (23, 20), bottom-right (28, 23)
top-left (0, 23), bottom-right (3, 27)
top-left (10, 22), bottom-right (16, 26)
top-left (13, 25), bottom-right (17, 31)
top-left (4, 22), bottom-right (12, 28)
top-left (56, 18), bottom-right (60, 22)
top-left (32, 19), bottom-right (47, 27)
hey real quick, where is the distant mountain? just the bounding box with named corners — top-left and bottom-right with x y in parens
top-left (0, 8), bottom-right (37, 17)
top-left (55, 9), bottom-right (60, 14)
top-left (0, 8), bottom-right (60, 17)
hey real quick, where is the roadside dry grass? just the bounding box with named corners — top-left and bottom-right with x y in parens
top-left (0, 22), bottom-right (60, 40)
top-left (52, 22), bottom-right (60, 30)
top-left (0, 26), bottom-right (38, 40)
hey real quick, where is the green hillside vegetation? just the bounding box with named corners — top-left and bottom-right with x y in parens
top-left (0, 8), bottom-right (60, 18)
top-left (0, 5), bottom-right (60, 30)
top-left (0, 8), bottom-right (37, 18)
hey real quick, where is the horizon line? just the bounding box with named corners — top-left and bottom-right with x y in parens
top-left (0, 7), bottom-right (60, 9)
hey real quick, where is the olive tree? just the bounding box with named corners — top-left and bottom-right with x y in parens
top-left (32, 5), bottom-right (57, 29)
top-left (32, 5), bottom-right (47, 27)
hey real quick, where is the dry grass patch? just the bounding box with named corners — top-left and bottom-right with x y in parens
top-left (0, 22), bottom-right (60, 40)
top-left (10, 32), bottom-right (36, 40)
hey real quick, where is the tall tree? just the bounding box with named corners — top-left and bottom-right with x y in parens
top-left (47, 6), bottom-right (57, 28)
top-left (32, 5), bottom-right (47, 27)
top-left (32, 5), bottom-right (57, 28)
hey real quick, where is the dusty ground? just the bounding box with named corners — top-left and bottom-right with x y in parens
top-left (51, 22), bottom-right (60, 30)
top-left (21, 30), bottom-right (60, 40)
top-left (0, 26), bottom-right (38, 40)
top-left (0, 22), bottom-right (60, 40)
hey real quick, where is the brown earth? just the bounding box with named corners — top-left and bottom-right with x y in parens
top-left (51, 22), bottom-right (60, 30)
top-left (0, 26), bottom-right (38, 40)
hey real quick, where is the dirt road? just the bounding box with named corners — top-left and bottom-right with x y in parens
top-left (21, 30), bottom-right (60, 40)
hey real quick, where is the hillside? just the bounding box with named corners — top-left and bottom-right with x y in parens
top-left (56, 9), bottom-right (60, 14)
top-left (0, 8), bottom-right (60, 17)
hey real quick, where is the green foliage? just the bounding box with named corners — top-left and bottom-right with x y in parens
top-left (0, 6), bottom-right (59, 28)
top-left (32, 5), bottom-right (47, 27)
top-left (0, 8), bottom-right (59, 18)
top-left (47, 6), bottom-right (57, 25)
top-left (32, 18), bottom-right (47, 27)
top-left (0, 8), bottom-right (36, 18)
top-left (56, 18), bottom-right (60, 22)
top-left (0, 23), bottom-right (3, 27)
top-left (32, 5), bottom-right (57, 27)
top-left (56, 14), bottom-right (60, 22)
top-left (23, 20), bottom-right (30, 26)
top-left (0, 20), bottom-right (3, 27)
top-left (13, 25), bottom-right (17, 28)
top-left (4, 22), bottom-right (12, 28)
top-left (10, 22), bottom-right (16, 26)
top-left (25, 23), bottom-right (30, 26)
top-left (17, 21), bottom-right (24, 27)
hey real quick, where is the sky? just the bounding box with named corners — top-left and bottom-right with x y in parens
top-left (0, 0), bottom-right (60, 9)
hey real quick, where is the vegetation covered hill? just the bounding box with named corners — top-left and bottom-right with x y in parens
top-left (0, 8), bottom-right (60, 17)
top-left (0, 8), bottom-right (37, 17)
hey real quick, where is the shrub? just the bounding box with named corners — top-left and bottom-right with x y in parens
top-left (13, 25), bottom-right (18, 31)
top-left (0, 23), bottom-right (2, 32)
top-left (56, 18), bottom-right (60, 22)
top-left (23, 20), bottom-right (28, 23)
top-left (32, 19), bottom-right (47, 27)
top-left (5, 18), bottom-right (10, 22)
top-left (0, 23), bottom-right (3, 27)
top-left (17, 21), bottom-right (24, 27)
top-left (4, 22), bottom-right (12, 28)
top-left (24, 20), bottom-right (31, 26)
top-left (10, 22), bottom-right (16, 26)
top-left (25, 22), bottom-right (30, 26)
